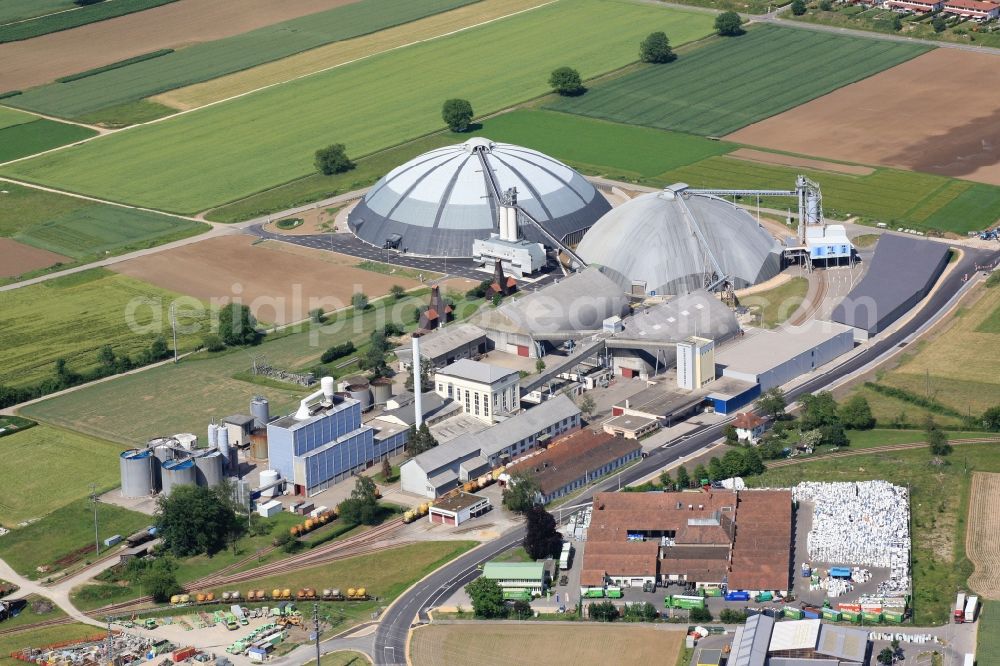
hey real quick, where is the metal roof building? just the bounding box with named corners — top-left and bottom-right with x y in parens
top-left (577, 185), bottom-right (782, 296)
top-left (347, 137), bottom-right (610, 257)
top-left (830, 234), bottom-right (950, 340)
top-left (728, 613), bottom-right (774, 666)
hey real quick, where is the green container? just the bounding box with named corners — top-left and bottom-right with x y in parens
top-left (584, 588), bottom-right (605, 598)
top-left (755, 592), bottom-right (773, 602)
top-left (606, 587), bottom-right (623, 599)
top-left (841, 610), bottom-right (861, 623)
top-left (862, 611), bottom-right (883, 623)
top-left (784, 608), bottom-right (804, 619)
top-left (884, 611), bottom-right (904, 623)
top-left (822, 609), bottom-right (842, 621)
top-left (703, 588), bottom-right (723, 597)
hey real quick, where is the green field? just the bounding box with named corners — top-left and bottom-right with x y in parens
top-left (2, 0), bottom-right (715, 213)
top-left (0, 0), bottom-right (176, 43)
top-left (750, 442), bottom-right (1000, 625)
top-left (657, 155), bottom-right (1000, 233)
top-left (207, 109), bottom-right (735, 222)
top-left (548, 25), bottom-right (929, 137)
top-left (741, 276), bottom-right (808, 328)
top-left (922, 183), bottom-right (1000, 234)
top-left (6, 0), bottom-right (480, 119)
top-left (19, 291), bottom-right (454, 442)
top-left (0, 106), bottom-right (35, 130)
top-left (979, 601), bottom-right (1000, 665)
top-left (0, 119), bottom-right (96, 163)
top-left (0, 268), bottom-right (210, 388)
top-left (0, 497), bottom-right (150, 578)
top-left (0, 0), bottom-right (75, 25)
top-left (0, 182), bottom-right (208, 266)
top-left (0, 426), bottom-right (125, 526)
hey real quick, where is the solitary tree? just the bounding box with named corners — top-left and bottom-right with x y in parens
top-left (389, 284), bottom-right (406, 301)
top-left (351, 292), bottom-right (369, 311)
top-left (218, 302), bottom-right (259, 346)
top-left (465, 577), bottom-right (505, 618)
top-left (757, 387), bottom-right (787, 420)
top-left (659, 469), bottom-right (673, 489)
top-left (839, 395), bottom-right (875, 430)
top-left (149, 336), bottom-right (169, 361)
top-left (314, 143), bottom-right (355, 175)
top-left (877, 647), bottom-right (895, 665)
top-left (523, 505), bottom-right (562, 560)
top-left (675, 464), bottom-right (691, 489)
top-left (639, 31), bottom-right (676, 63)
top-left (925, 416), bottom-right (952, 456)
top-left (724, 424), bottom-right (739, 446)
top-left (708, 456), bottom-right (724, 481)
top-left (693, 464), bottom-right (709, 485)
top-left (931, 14), bottom-right (947, 31)
top-left (588, 601), bottom-right (619, 622)
top-left (310, 308), bottom-right (325, 324)
top-left (983, 405), bottom-right (1000, 432)
top-left (441, 98), bottom-right (474, 132)
top-left (549, 67), bottom-right (585, 96)
top-left (715, 10), bottom-right (745, 36)
top-left (502, 473), bottom-right (540, 513)
top-left (535, 359), bottom-right (546, 374)
top-left (381, 458), bottom-right (393, 481)
top-left (338, 475), bottom-right (380, 525)
top-left (156, 484), bottom-right (243, 557)
top-left (578, 394), bottom-right (596, 418)
top-left (791, 0), bottom-right (807, 14)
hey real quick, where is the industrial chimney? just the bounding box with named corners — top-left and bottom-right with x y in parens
top-left (412, 335), bottom-right (423, 429)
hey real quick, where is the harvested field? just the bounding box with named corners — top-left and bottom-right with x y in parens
top-left (410, 624), bottom-right (685, 665)
top-left (157, 0), bottom-right (549, 110)
top-left (726, 148), bottom-right (874, 176)
top-left (967, 472), bottom-right (1000, 599)
top-left (0, 237), bottom-right (68, 277)
top-left (10, 0), bottom-right (478, 120)
top-left (0, 0), bottom-right (359, 91)
top-left (549, 25), bottom-right (928, 136)
top-left (110, 235), bottom-right (420, 324)
top-left (727, 49), bottom-right (1000, 187)
top-left (3, 0), bottom-right (714, 213)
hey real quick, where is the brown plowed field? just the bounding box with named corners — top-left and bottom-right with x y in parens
top-left (411, 624), bottom-right (685, 666)
top-left (0, 237), bottom-right (68, 277)
top-left (967, 471), bottom-right (1000, 599)
top-left (0, 0), bottom-right (359, 91)
top-left (110, 234), bottom-right (418, 325)
top-left (726, 49), bottom-right (1000, 186)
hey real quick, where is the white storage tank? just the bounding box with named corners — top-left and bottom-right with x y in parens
top-left (259, 469), bottom-right (280, 497)
top-left (207, 423), bottom-right (219, 448)
top-left (250, 396), bottom-right (270, 429)
top-left (344, 375), bottom-right (371, 411)
top-left (194, 450), bottom-right (224, 487)
top-left (217, 427), bottom-right (230, 472)
top-left (120, 449), bottom-right (157, 497)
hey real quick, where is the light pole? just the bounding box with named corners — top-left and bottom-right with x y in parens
top-left (91, 483), bottom-right (100, 556)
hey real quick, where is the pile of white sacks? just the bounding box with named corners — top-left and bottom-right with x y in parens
top-left (793, 481), bottom-right (910, 595)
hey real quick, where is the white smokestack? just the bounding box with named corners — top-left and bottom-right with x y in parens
top-left (412, 336), bottom-right (423, 429)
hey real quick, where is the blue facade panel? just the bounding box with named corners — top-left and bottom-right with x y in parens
top-left (266, 426), bottom-right (296, 483)
top-left (711, 383), bottom-right (761, 415)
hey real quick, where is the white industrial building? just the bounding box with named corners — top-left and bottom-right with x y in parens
top-left (427, 492), bottom-right (491, 526)
top-left (400, 394), bottom-right (581, 498)
top-left (433, 359), bottom-right (520, 424)
top-left (715, 321), bottom-right (855, 391)
top-left (676, 336), bottom-right (715, 390)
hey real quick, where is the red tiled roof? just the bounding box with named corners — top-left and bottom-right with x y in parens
top-left (506, 429), bottom-right (640, 496)
top-left (727, 490), bottom-right (793, 591)
top-left (944, 0), bottom-right (997, 9)
top-left (733, 412), bottom-right (765, 429)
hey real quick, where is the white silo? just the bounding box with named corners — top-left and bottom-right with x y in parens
top-left (194, 450), bottom-right (225, 487)
top-left (250, 396), bottom-right (270, 429)
top-left (217, 427), bottom-right (230, 472)
top-left (207, 423), bottom-right (219, 448)
top-left (259, 469), bottom-right (280, 497)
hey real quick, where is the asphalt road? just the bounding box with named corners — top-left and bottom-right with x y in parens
top-left (372, 244), bottom-right (999, 665)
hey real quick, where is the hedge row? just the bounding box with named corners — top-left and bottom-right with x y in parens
top-left (56, 49), bottom-right (174, 83)
top-left (863, 382), bottom-right (963, 418)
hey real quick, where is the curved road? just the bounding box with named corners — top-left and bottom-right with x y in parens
top-left (373, 245), bottom-right (999, 665)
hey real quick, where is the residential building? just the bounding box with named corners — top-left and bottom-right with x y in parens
top-left (482, 562), bottom-right (547, 596)
top-left (400, 394), bottom-right (581, 498)
top-left (885, 0), bottom-right (944, 11)
top-left (434, 359), bottom-right (520, 423)
top-left (503, 429), bottom-right (642, 503)
top-left (943, 0), bottom-right (1000, 18)
top-left (733, 412), bottom-right (767, 443)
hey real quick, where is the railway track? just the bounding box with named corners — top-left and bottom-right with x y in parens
top-left (765, 437), bottom-right (1000, 469)
top-left (788, 269), bottom-right (827, 327)
top-left (0, 616), bottom-right (74, 637)
top-left (87, 519), bottom-right (406, 616)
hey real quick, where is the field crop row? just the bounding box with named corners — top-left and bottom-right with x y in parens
top-left (0, 182), bottom-right (207, 264)
top-left (1, 0), bottom-right (715, 213)
top-left (548, 25), bottom-right (929, 137)
top-left (0, 118), bottom-right (95, 163)
top-left (658, 155), bottom-right (1000, 233)
top-left (0, 0), bottom-right (177, 43)
top-left (0, 105), bottom-right (34, 130)
top-left (0, 268), bottom-right (210, 388)
top-left (7, 0), bottom-right (479, 119)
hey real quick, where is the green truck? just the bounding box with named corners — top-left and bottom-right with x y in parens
top-left (224, 612), bottom-right (239, 631)
top-left (665, 595), bottom-right (706, 610)
top-left (502, 589), bottom-right (532, 602)
top-left (583, 588), bottom-right (605, 599)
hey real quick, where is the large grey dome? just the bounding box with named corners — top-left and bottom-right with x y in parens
top-left (348, 137), bottom-right (610, 257)
top-left (577, 186), bottom-right (782, 296)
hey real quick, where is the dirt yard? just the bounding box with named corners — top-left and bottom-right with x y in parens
top-left (0, 0), bottom-right (359, 90)
top-left (109, 234), bottom-right (419, 324)
top-left (726, 49), bottom-right (1000, 186)
top-left (410, 623), bottom-right (685, 666)
top-left (967, 472), bottom-right (1000, 599)
top-left (263, 206), bottom-right (342, 236)
top-left (726, 148), bottom-right (874, 176)
top-left (0, 237), bottom-right (68, 277)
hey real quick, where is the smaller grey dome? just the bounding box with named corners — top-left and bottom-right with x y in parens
top-left (577, 187), bottom-right (782, 296)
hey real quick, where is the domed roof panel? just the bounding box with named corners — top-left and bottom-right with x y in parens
top-left (577, 188), bottom-right (781, 296)
top-left (348, 137), bottom-right (611, 257)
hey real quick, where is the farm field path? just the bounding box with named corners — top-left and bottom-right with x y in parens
top-left (0, 558), bottom-right (103, 629)
top-left (967, 472), bottom-right (1000, 599)
top-left (727, 48), bottom-right (1000, 187)
top-left (0, 0), bottom-right (361, 90)
top-left (156, 0), bottom-right (552, 111)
